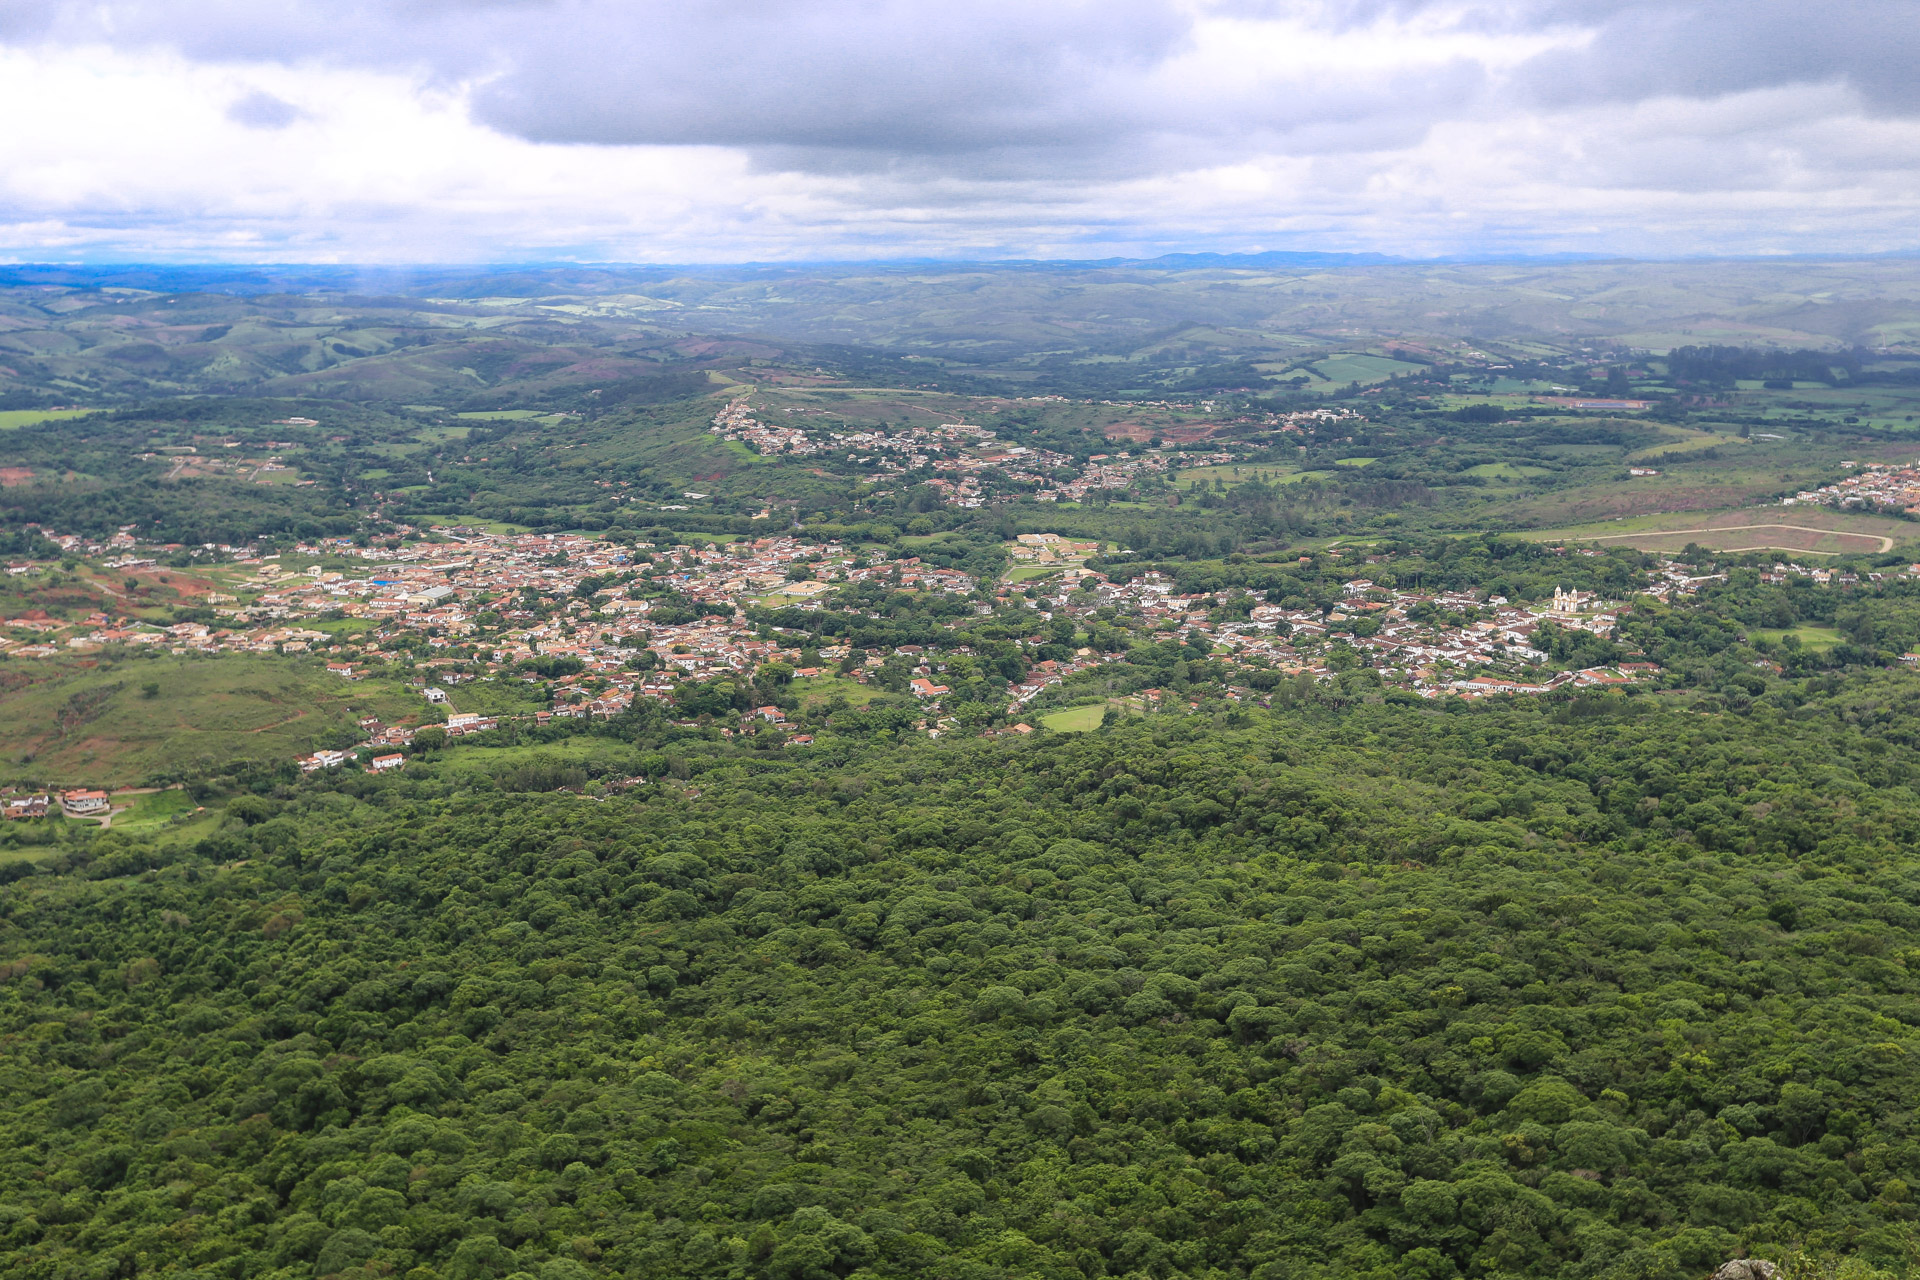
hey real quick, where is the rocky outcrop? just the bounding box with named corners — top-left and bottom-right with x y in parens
top-left (1710, 1262), bottom-right (1779, 1280)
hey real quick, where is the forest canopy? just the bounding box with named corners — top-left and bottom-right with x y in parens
top-left (3, 680), bottom-right (1920, 1280)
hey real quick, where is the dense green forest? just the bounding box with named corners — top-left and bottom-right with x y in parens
top-left (6, 675), bottom-right (1920, 1280)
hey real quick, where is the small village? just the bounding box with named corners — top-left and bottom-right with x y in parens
top-left (706, 398), bottom-right (1244, 505)
top-left (1784, 459), bottom-right (1920, 512)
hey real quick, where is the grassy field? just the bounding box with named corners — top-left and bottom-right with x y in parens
top-left (1749, 625), bottom-right (1845, 652)
top-left (432, 735), bottom-right (640, 782)
top-left (1041, 703), bottom-right (1107, 733)
top-left (1310, 354), bottom-right (1427, 386)
top-left (0, 655), bottom-right (424, 788)
top-left (109, 788), bottom-right (201, 832)
top-left (1528, 505), bottom-right (1912, 556)
top-left (410, 516), bottom-right (535, 534)
top-left (1626, 427), bottom-right (1748, 462)
top-left (1464, 462), bottom-right (1551, 480)
top-left (1480, 441), bottom-right (1863, 530)
top-left (1542, 443), bottom-right (1624, 458)
top-left (1334, 457), bottom-right (1378, 467)
top-left (757, 585), bottom-right (838, 607)
top-left (791, 674), bottom-right (885, 710)
top-left (1173, 464), bottom-right (1301, 489)
top-left (439, 678), bottom-right (547, 718)
top-left (0, 408), bottom-right (100, 431)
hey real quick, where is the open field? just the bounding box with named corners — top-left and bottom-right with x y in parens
top-left (791, 674), bottom-right (885, 710)
top-left (413, 515), bottom-right (535, 534)
top-left (108, 787), bottom-right (200, 832)
top-left (0, 655), bottom-right (424, 787)
top-left (0, 409), bottom-right (100, 431)
top-left (1483, 449), bottom-right (1853, 528)
top-left (439, 678), bottom-right (547, 718)
top-left (1310, 353), bottom-right (1426, 385)
top-left (1750, 624), bottom-right (1845, 651)
top-left (1529, 506), bottom-right (1913, 556)
top-left (1041, 703), bottom-right (1106, 733)
top-left (1542, 443), bottom-right (1624, 458)
top-left (1173, 464), bottom-right (1301, 489)
top-left (432, 734), bottom-right (640, 782)
top-left (1627, 428), bottom-right (1749, 462)
top-left (1464, 462), bottom-right (1550, 480)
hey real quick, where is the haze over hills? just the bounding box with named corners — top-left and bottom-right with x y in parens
top-left (5, 258), bottom-right (1920, 410)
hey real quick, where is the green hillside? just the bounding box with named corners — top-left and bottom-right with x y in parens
top-left (0, 655), bottom-right (424, 787)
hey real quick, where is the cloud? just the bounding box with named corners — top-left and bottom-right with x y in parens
top-left (226, 90), bottom-right (303, 129)
top-left (0, 2), bottom-right (1915, 259)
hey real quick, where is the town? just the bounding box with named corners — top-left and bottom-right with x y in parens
top-left (1784, 459), bottom-right (1920, 513)
top-left (6, 505), bottom-right (1831, 794)
top-left (707, 397), bottom-right (1265, 505)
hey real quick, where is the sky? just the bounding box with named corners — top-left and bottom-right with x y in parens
top-left (1, 1), bottom-right (1917, 264)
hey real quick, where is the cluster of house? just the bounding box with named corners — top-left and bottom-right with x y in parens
top-left (706, 397), bottom-right (1257, 508)
top-left (1783, 461), bottom-right (1920, 513)
top-left (14, 489), bottom-right (1902, 769)
top-left (3, 789), bottom-right (112, 820)
top-left (1007, 567), bottom-right (1651, 700)
top-left (710, 399), bottom-right (1003, 467)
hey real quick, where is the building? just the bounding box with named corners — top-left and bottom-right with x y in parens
top-left (1549, 586), bottom-right (1585, 616)
top-left (3, 795), bottom-right (50, 819)
top-left (422, 686), bottom-right (450, 704)
top-left (369, 753), bottom-right (405, 772)
top-left (63, 789), bottom-right (110, 814)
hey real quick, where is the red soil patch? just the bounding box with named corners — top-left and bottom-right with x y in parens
top-left (0, 467), bottom-right (35, 486)
top-left (144, 572), bottom-right (218, 600)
